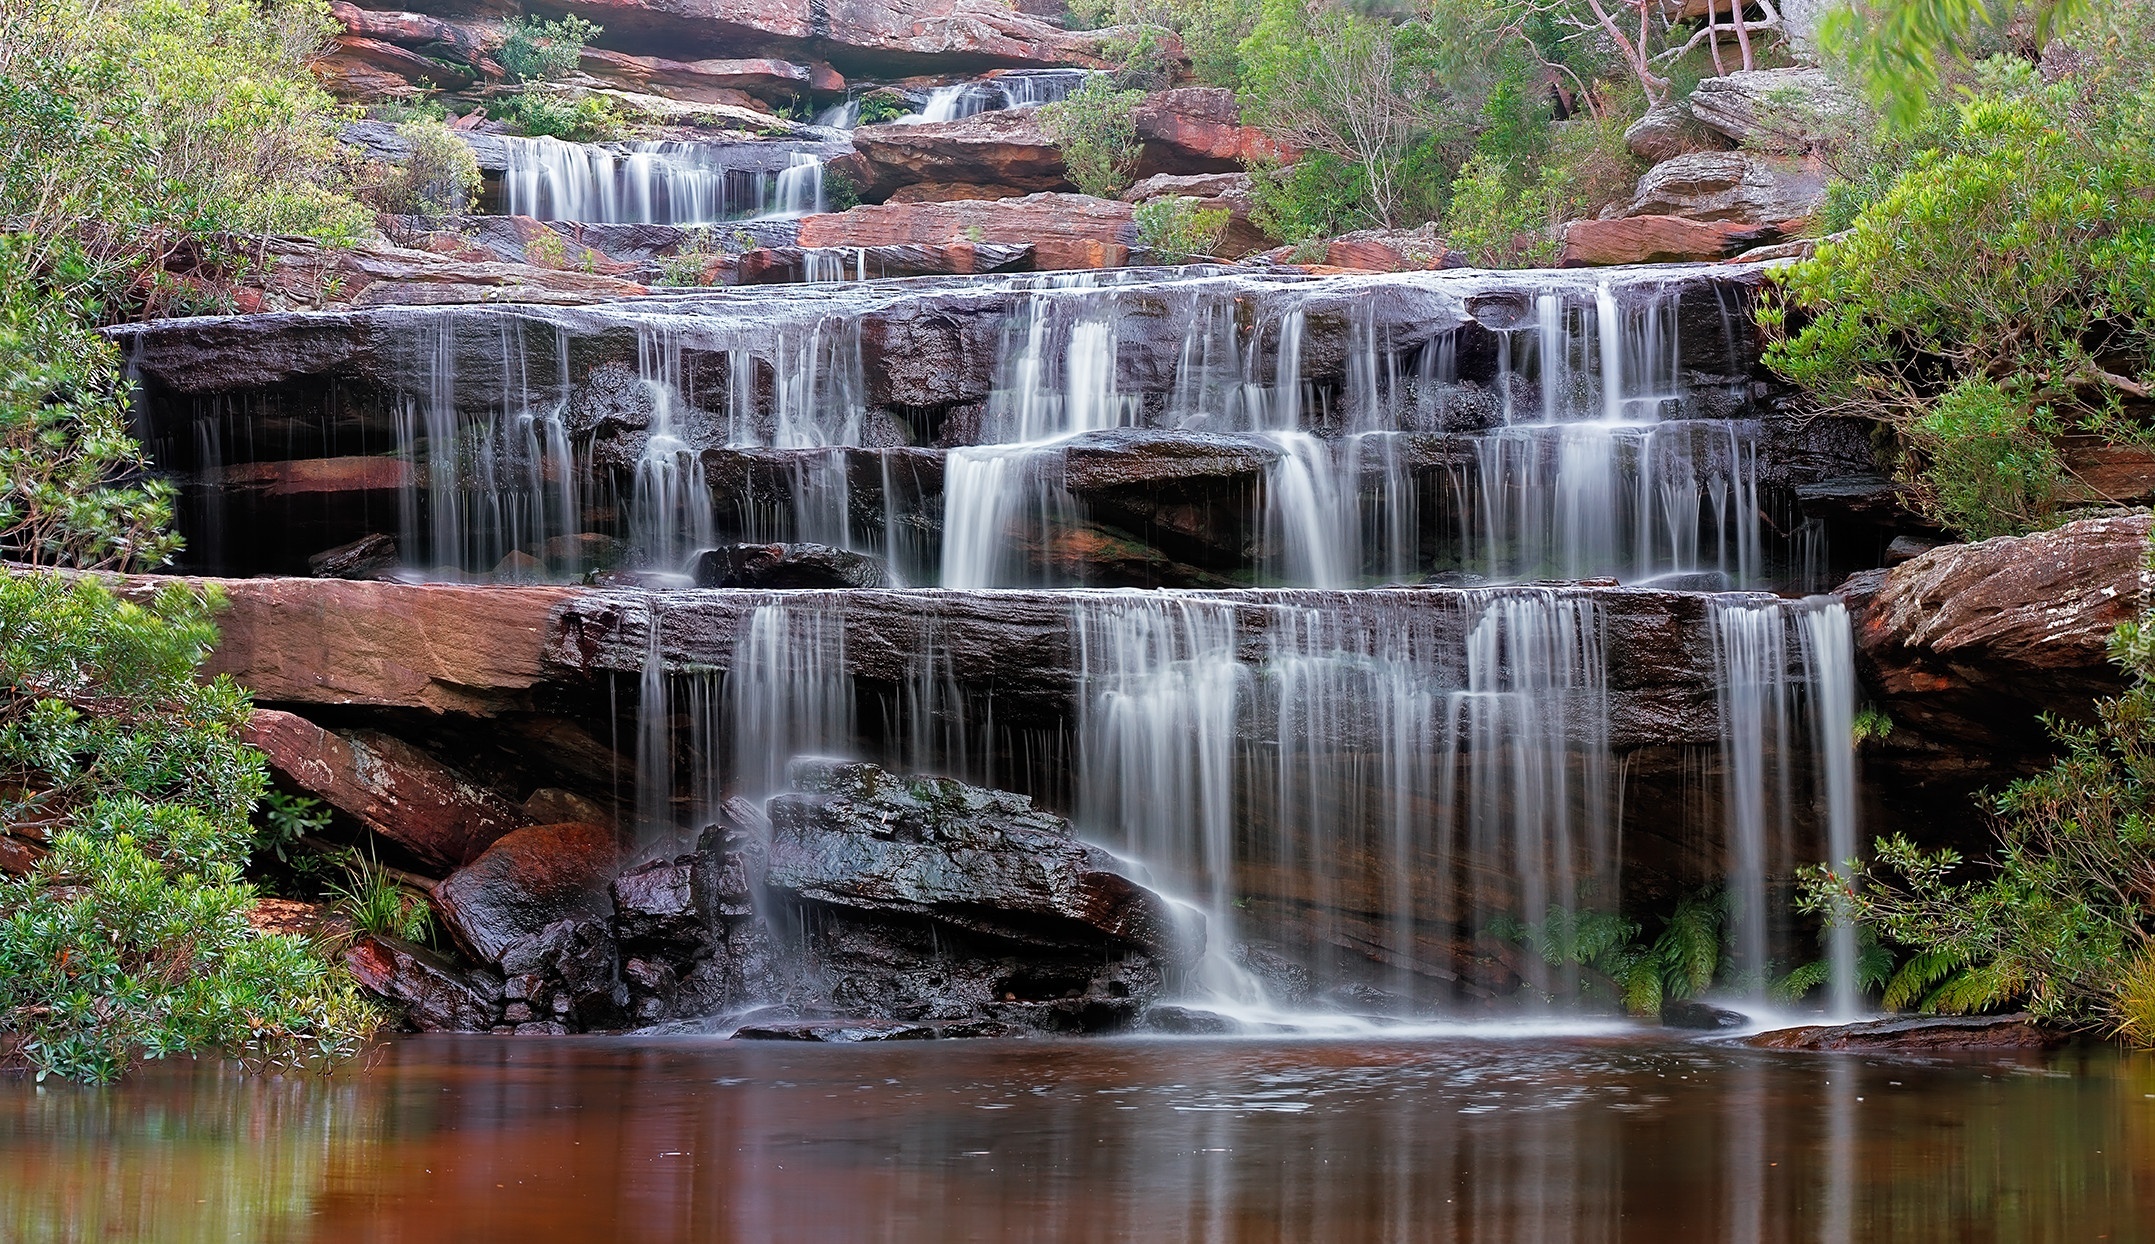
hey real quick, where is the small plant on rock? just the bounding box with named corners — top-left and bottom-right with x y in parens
top-left (1042, 76), bottom-right (1145, 199)
top-left (497, 14), bottom-right (602, 84)
top-left (1133, 195), bottom-right (1230, 262)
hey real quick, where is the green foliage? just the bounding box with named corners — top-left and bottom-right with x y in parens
top-left (1444, 113), bottom-right (1636, 267)
top-left (0, 0), bottom-right (371, 310)
top-left (1041, 76), bottom-right (1146, 199)
top-left (329, 855), bottom-right (432, 944)
top-left (855, 90), bottom-right (912, 126)
top-left (1491, 892), bottom-right (1727, 1016)
top-left (1133, 195), bottom-right (1231, 262)
top-left (1852, 704), bottom-right (1895, 745)
top-left (1247, 153), bottom-right (1369, 245)
top-left (0, 576), bottom-right (378, 1080)
top-left (252, 793), bottom-right (330, 866)
top-left (1822, 0), bottom-right (2088, 127)
top-left (0, 256), bottom-right (182, 570)
top-left (1066, 0), bottom-right (1258, 87)
top-left (492, 91), bottom-right (625, 142)
top-left (1796, 596), bottom-right (2155, 1043)
top-left (1764, 67), bottom-right (2155, 539)
top-left (370, 120), bottom-right (481, 221)
top-left (496, 14), bottom-right (601, 84)
top-left (824, 167), bottom-right (862, 213)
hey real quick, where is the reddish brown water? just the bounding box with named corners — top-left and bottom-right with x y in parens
top-left (2, 1032), bottom-right (2151, 1242)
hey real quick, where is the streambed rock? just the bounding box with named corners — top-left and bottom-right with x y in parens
top-left (1748, 1014), bottom-right (2070, 1052)
top-left (434, 822), bottom-right (621, 964)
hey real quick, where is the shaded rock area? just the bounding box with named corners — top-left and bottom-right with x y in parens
top-left (1561, 215), bottom-right (1781, 266)
top-left (1748, 1014), bottom-right (2070, 1052)
top-left (691, 542), bottom-right (890, 588)
top-left (1840, 513), bottom-right (2150, 835)
top-left (342, 761), bottom-right (1190, 1038)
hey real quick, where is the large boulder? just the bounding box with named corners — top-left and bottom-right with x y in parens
top-left (1623, 100), bottom-right (1731, 163)
top-left (1130, 88), bottom-right (1288, 177)
top-left (1623, 151), bottom-right (1825, 226)
top-left (691, 542), bottom-right (891, 588)
top-left (344, 934), bottom-right (506, 1032)
top-left (796, 193), bottom-right (1136, 270)
top-left (1687, 68), bottom-right (1858, 155)
top-left (574, 49), bottom-right (823, 106)
top-left (849, 109), bottom-right (1070, 200)
top-left (433, 822), bottom-right (621, 964)
top-left (244, 709), bottom-right (529, 873)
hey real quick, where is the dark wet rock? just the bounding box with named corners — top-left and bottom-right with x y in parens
top-left (435, 822), bottom-right (620, 964)
top-left (1233, 942), bottom-right (1313, 1007)
top-left (1660, 1000), bottom-right (1748, 1030)
top-left (611, 856), bottom-right (703, 949)
top-left (733, 242), bottom-right (1034, 283)
top-left (768, 758), bottom-right (1186, 957)
top-left (1141, 1005), bottom-right (1237, 1034)
top-left (308, 533), bottom-right (400, 579)
top-left (691, 542), bottom-right (891, 589)
top-left (732, 1019), bottom-right (944, 1041)
top-left (242, 709), bottom-right (528, 872)
top-left (498, 916), bottom-right (629, 1029)
top-left (345, 934), bottom-right (505, 1032)
top-left (1747, 1014), bottom-right (2069, 1052)
top-left (1884, 535), bottom-right (1940, 565)
top-left (1794, 474), bottom-right (1909, 525)
top-left (849, 110), bottom-right (1070, 200)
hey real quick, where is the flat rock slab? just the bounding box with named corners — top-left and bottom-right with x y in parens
top-left (1747, 1014), bottom-right (2070, 1052)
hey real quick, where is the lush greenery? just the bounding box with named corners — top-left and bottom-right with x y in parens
top-left (0, 578), bottom-right (379, 1082)
top-left (1492, 892), bottom-right (1726, 1016)
top-left (1764, 43), bottom-right (2155, 539)
top-left (495, 14), bottom-right (601, 84)
top-left (1133, 195), bottom-right (1230, 262)
top-left (1801, 599), bottom-right (2155, 1045)
top-left (370, 121), bottom-right (482, 221)
top-left (1041, 76), bottom-right (1146, 199)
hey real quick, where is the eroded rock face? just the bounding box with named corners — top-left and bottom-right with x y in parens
top-left (796, 193), bottom-right (1136, 270)
top-left (1560, 215), bottom-right (1779, 265)
top-left (1623, 100), bottom-right (1729, 163)
top-left (344, 934), bottom-right (506, 1032)
top-left (1623, 152), bottom-right (1825, 226)
top-left (1748, 1014), bottom-right (2069, 1051)
top-left (691, 542), bottom-right (891, 588)
top-left (1131, 88), bottom-right (1287, 177)
top-left (245, 709), bottom-right (529, 872)
top-left (434, 822), bottom-right (621, 963)
top-left (1687, 68), bottom-right (1858, 155)
top-left (849, 110), bottom-right (1071, 200)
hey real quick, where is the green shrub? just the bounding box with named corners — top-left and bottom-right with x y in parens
top-left (1764, 69), bottom-right (2155, 539)
top-left (493, 91), bottom-right (625, 142)
top-left (1041, 76), bottom-right (1146, 199)
top-left (1798, 586), bottom-right (2155, 1044)
top-left (496, 14), bottom-right (601, 84)
top-left (1065, 0), bottom-right (1257, 88)
top-left (330, 855), bottom-right (433, 944)
top-left (1489, 891), bottom-right (1726, 1016)
top-left (0, 577), bottom-right (379, 1081)
top-left (372, 120), bottom-right (480, 221)
top-left (855, 90), bottom-right (912, 126)
top-left (1133, 195), bottom-right (1230, 261)
top-left (1247, 153), bottom-right (1368, 244)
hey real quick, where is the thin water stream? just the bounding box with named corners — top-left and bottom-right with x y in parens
top-left (3, 1035), bottom-right (2148, 1241)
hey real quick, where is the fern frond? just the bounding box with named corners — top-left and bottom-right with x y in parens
top-left (1882, 945), bottom-right (1968, 1010)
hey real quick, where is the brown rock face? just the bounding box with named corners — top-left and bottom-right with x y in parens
top-left (1130, 89), bottom-right (1288, 177)
top-left (849, 110), bottom-right (1071, 200)
top-left (244, 709), bottom-right (529, 872)
top-left (434, 822), bottom-right (621, 964)
top-left (344, 934), bottom-right (505, 1031)
top-left (797, 193), bottom-right (1135, 270)
top-left (575, 48), bottom-right (817, 106)
top-left (1748, 1014), bottom-right (2068, 1052)
top-left (1560, 215), bottom-right (1778, 265)
top-left (1841, 512), bottom-right (2151, 839)
top-left (191, 577), bottom-right (576, 714)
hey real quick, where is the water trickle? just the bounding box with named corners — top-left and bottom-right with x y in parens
top-left (629, 327), bottom-right (715, 570)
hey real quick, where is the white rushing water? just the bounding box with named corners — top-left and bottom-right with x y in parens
top-left (501, 137), bottom-right (827, 224)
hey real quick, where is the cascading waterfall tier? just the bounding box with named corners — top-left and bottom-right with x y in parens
top-left (500, 136), bottom-right (828, 224)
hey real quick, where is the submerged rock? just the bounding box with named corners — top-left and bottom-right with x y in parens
top-left (1748, 1014), bottom-right (2069, 1052)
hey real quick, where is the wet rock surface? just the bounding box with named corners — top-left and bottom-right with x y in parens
top-left (434, 822), bottom-right (621, 963)
top-left (691, 542), bottom-right (891, 589)
top-left (344, 935), bottom-right (506, 1032)
top-left (1747, 1014), bottom-right (2070, 1052)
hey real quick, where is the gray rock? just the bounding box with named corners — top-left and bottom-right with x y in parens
top-left (343, 934), bottom-right (504, 1032)
top-left (691, 542), bottom-right (891, 589)
top-left (1660, 999), bottom-right (1748, 1030)
top-left (1625, 152), bottom-right (1826, 225)
top-left (1623, 102), bottom-right (1727, 164)
top-left (1687, 69), bottom-right (1859, 154)
top-left (307, 533), bottom-right (399, 579)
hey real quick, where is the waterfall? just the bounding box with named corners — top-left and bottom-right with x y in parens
top-left (629, 326), bottom-right (715, 571)
top-left (723, 601), bottom-right (855, 801)
top-left (1712, 596), bottom-right (1863, 1006)
top-left (1072, 588), bottom-right (1617, 1014)
top-left (499, 136), bottom-right (827, 224)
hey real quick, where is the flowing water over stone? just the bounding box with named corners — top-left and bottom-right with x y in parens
top-left (121, 262), bottom-right (1884, 1027)
top-left (500, 137), bottom-right (830, 223)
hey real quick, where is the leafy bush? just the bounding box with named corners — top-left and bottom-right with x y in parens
top-left (496, 14), bottom-right (601, 84)
top-left (1798, 590), bottom-right (2155, 1043)
top-left (1490, 891), bottom-right (1726, 1015)
top-left (492, 91), bottom-right (625, 142)
top-left (1763, 68), bottom-right (2155, 539)
top-left (1042, 76), bottom-right (1146, 199)
top-left (855, 90), bottom-right (912, 126)
top-left (0, 578), bottom-right (379, 1081)
top-left (1133, 195), bottom-right (1230, 262)
top-left (1067, 0), bottom-right (1257, 87)
top-left (370, 120), bottom-right (481, 221)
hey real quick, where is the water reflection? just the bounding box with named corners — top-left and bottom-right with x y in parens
top-left (1, 1036), bottom-right (2151, 1242)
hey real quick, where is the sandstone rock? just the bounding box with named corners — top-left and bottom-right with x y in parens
top-left (797, 193), bottom-right (1135, 270)
top-left (191, 577), bottom-right (574, 714)
top-left (243, 709), bottom-right (529, 872)
top-left (210, 235), bottom-right (648, 313)
top-left (219, 457), bottom-right (412, 497)
top-left (1687, 68), bottom-right (1858, 155)
top-left (329, 3), bottom-right (485, 63)
top-left (1560, 215), bottom-right (1778, 265)
top-left (575, 49), bottom-right (817, 106)
top-left (1130, 88), bottom-right (1287, 177)
top-left (690, 542), bottom-right (891, 588)
top-left (885, 181), bottom-right (1033, 204)
top-left (247, 897), bottom-right (357, 943)
top-left (612, 857), bottom-right (703, 948)
top-left (1624, 100), bottom-right (1728, 163)
top-left (849, 109), bottom-right (1070, 200)
top-left (2057, 438), bottom-right (2155, 504)
top-left (537, 0), bottom-right (1134, 74)
top-left (344, 934), bottom-right (505, 1031)
top-left (1748, 1014), bottom-right (2068, 1051)
top-left (767, 758), bottom-right (1187, 958)
top-left (1322, 225), bottom-right (1465, 273)
top-left (435, 822), bottom-right (621, 964)
top-left (0, 834), bottom-right (43, 877)
top-left (1624, 151), bottom-right (1825, 225)
top-left (497, 916), bottom-right (627, 1028)
top-left (316, 35), bottom-right (475, 97)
